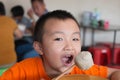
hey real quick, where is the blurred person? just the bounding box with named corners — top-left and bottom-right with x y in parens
top-left (20, 0), bottom-right (49, 61)
top-left (11, 5), bottom-right (35, 62)
top-left (11, 5), bottom-right (31, 29)
top-left (0, 1), bottom-right (23, 70)
top-left (27, 0), bottom-right (48, 32)
top-left (11, 5), bottom-right (33, 45)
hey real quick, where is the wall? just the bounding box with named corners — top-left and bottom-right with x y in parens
top-left (0, 0), bottom-right (120, 46)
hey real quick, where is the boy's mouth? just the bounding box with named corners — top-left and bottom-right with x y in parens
top-left (62, 54), bottom-right (74, 66)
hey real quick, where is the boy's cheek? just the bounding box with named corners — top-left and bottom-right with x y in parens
top-left (74, 45), bottom-right (81, 51)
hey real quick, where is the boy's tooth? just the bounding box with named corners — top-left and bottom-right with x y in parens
top-left (75, 51), bottom-right (94, 70)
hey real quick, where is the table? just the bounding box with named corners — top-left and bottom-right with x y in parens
top-left (52, 74), bottom-right (108, 80)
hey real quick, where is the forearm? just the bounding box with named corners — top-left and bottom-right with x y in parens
top-left (107, 67), bottom-right (120, 80)
top-left (110, 71), bottom-right (120, 80)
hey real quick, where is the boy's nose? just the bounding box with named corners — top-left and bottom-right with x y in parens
top-left (64, 41), bottom-right (74, 51)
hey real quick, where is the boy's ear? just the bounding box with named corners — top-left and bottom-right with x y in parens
top-left (33, 41), bottom-right (44, 55)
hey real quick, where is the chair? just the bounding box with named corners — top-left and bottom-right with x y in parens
top-left (113, 47), bottom-right (120, 65)
top-left (88, 46), bottom-right (111, 66)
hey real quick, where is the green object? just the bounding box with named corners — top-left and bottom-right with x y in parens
top-left (0, 68), bottom-right (8, 76)
top-left (91, 19), bottom-right (98, 28)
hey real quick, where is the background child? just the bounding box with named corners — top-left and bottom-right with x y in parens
top-left (0, 10), bottom-right (120, 80)
top-left (27, 0), bottom-right (48, 31)
top-left (11, 5), bottom-right (40, 62)
top-left (0, 1), bottom-right (23, 75)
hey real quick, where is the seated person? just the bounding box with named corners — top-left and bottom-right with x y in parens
top-left (11, 5), bottom-right (32, 36)
top-left (0, 1), bottom-right (23, 69)
top-left (27, 0), bottom-right (48, 32)
top-left (0, 10), bottom-right (120, 80)
top-left (11, 5), bottom-right (38, 62)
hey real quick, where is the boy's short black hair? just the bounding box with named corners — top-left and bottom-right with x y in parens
top-left (0, 1), bottom-right (6, 15)
top-left (31, 0), bottom-right (44, 4)
top-left (34, 10), bottom-right (80, 43)
top-left (11, 5), bottom-right (24, 17)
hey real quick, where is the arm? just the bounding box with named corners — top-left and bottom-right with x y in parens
top-left (27, 8), bottom-right (34, 20)
top-left (14, 28), bottom-right (24, 39)
top-left (107, 67), bottom-right (120, 80)
top-left (27, 9), bottom-right (36, 29)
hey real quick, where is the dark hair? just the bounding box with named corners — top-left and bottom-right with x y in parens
top-left (31, 0), bottom-right (44, 4)
top-left (34, 10), bottom-right (80, 43)
top-left (0, 1), bottom-right (6, 15)
top-left (11, 5), bottom-right (24, 17)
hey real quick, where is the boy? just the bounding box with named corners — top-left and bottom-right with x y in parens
top-left (25, 0), bottom-right (48, 57)
top-left (27, 0), bottom-right (48, 28)
top-left (0, 10), bottom-right (120, 80)
top-left (27, 0), bottom-right (48, 21)
top-left (11, 5), bottom-right (39, 62)
top-left (11, 5), bottom-right (32, 29)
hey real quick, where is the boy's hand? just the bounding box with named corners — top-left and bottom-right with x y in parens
top-left (110, 71), bottom-right (120, 80)
top-left (27, 8), bottom-right (34, 19)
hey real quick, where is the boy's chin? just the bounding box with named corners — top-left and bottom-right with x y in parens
top-left (59, 66), bottom-right (72, 74)
top-left (56, 62), bottom-right (74, 74)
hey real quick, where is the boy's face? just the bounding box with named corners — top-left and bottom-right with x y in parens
top-left (32, 1), bottom-right (45, 17)
top-left (36, 18), bottom-right (81, 74)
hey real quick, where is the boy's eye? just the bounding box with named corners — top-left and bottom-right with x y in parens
top-left (73, 38), bottom-right (79, 41)
top-left (54, 38), bottom-right (63, 41)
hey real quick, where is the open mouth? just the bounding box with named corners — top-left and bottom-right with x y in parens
top-left (62, 54), bottom-right (74, 66)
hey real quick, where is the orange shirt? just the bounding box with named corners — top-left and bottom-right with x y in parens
top-left (0, 57), bottom-right (107, 80)
top-left (0, 16), bottom-right (17, 66)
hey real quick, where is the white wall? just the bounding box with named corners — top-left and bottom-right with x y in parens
top-left (0, 0), bottom-right (120, 46)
